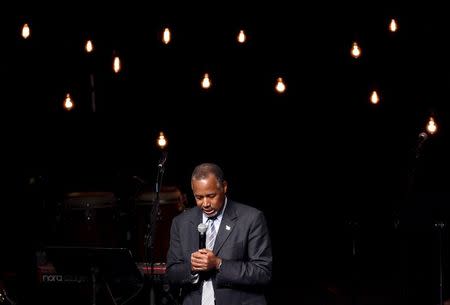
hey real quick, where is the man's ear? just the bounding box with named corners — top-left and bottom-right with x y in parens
top-left (223, 181), bottom-right (228, 194)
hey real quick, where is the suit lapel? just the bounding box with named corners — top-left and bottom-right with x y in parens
top-left (214, 200), bottom-right (237, 254)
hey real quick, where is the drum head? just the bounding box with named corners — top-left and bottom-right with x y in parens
top-left (132, 186), bottom-right (186, 262)
top-left (58, 191), bottom-right (119, 247)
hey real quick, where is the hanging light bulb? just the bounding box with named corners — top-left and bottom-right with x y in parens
top-left (426, 116), bottom-right (438, 135)
top-left (351, 42), bottom-right (361, 58)
top-left (201, 73), bottom-right (211, 89)
top-left (370, 90), bottom-right (379, 104)
top-left (157, 131), bottom-right (167, 149)
top-left (275, 77), bottom-right (286, 93)
top-left (389, 19), bottom-right (398, 32)
top-left (21, 23), bottom-right (30, 39)
top-left (113, 56), bottom-right (121, 73)
top-left (163, 27), bottom-right (171, 44)
top-left (63, 93), bottom-right (74, 111)
top-left (85, 40), bottom-right (94, 53)
top-left (237, 30), bottom-right (246, 43)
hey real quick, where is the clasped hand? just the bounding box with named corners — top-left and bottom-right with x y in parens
top-left (191, 249), bottom-right (219, 272)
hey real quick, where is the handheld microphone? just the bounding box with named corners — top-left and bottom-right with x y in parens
top-left (198, 223), bottom-right (207, 249)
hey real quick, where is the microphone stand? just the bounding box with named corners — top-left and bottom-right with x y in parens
top-left (405, 132), bottom-right (428, 197)
top-left (144, 150), bottom-right (167, 305)
top-left (90, 73), bottom-right (96, 113)
top-left (347, 219), bottom-right (359, 305)
top-left (416, 132), bottom-right (449, 305)
top-left (398, 131), bottom-right (433, 304)
top-left (434, 221), bottom-right (445, 305)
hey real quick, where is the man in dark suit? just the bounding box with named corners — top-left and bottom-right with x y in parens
top-left (166, 163), bottom-right (272, 305)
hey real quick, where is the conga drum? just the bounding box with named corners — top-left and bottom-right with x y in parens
top-left (133, 186), bottom-right (186, 262)
top-left (59, 191), bottom-right (119, 247)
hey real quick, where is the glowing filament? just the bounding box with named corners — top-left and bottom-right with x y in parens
top-left (276, 77), bottom-right (286, 93)
top-left (64, 93), bottom-right (74, 111)
top-left (113, 56), bottom-right (121, 73)
top-left (351, 42), bottom-right (361, 58)
top-left (370, 90), bottom-right (379, 104)
top-left (202, 73), bottom-right (211, 89)
top-left (237, 30), bottom-right (246, 43)
top-left (21, 23), bottom-right (30, 39)
top-left (85, 40), bottom-right (94, 53)
top-left (157, 132), bottom-right (167, 148)
top-left (389, 19), bottom-right (398, 32)
top-left (163, 28), bottom-right (171, 44)
top-left (426, 117), bottom-right (437, 134)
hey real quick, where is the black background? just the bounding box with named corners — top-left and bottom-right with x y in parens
top-left (1, 3), bottom-right (450, 304)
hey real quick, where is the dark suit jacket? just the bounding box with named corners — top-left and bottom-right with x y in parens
top-left (166, 199), bottom-right (272, 305)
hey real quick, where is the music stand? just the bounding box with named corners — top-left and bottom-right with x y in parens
top-left (44, 246), bottom-right (144, 305)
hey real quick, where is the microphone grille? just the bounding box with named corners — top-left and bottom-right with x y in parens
top-left (197, 223), bottom-right (207, 233)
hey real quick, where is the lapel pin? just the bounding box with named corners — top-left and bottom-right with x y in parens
top-left (226, 225), bottom-right (231, 231)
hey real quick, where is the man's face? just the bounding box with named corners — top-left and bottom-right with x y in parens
top-left (192, 175), bottom-right (227, 218)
